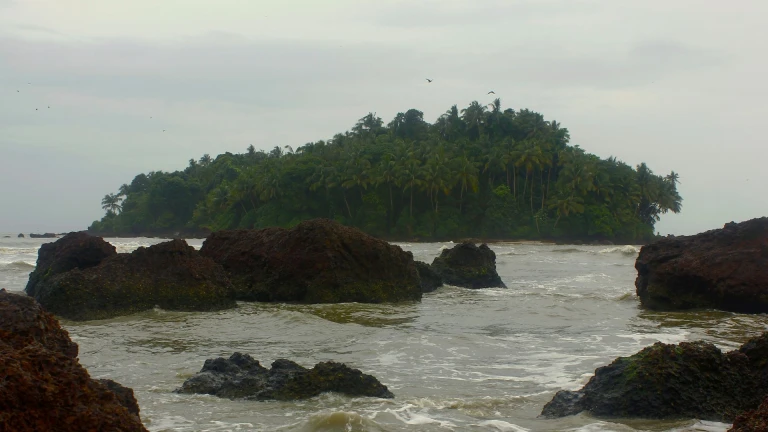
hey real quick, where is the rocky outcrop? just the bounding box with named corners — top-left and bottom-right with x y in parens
top-left (430, 243), bottom-right (505, 288)
top-left (29, 232), bottom-right (57, 238)
top-left (541, 333), bottom-right (768, 422)
top-left (26, 232), bottom-right (117, 298)
top-left (635, 218), bottom-right (768, 313)
top-left (26, 236), bottom-right (236, 321)
top-left (200, 219), bottom-right (422, 303)
top-left (176, 352), bottom-right (394, 400)
top-left (17, 233), bottom-right (24, 238)
top-left (97, 379), bottom-right (141, 416)
top-left (730, 397), bottom-right (768, 432)
top-left (415, 261), bottom-right (443, 293)
top-left (0, 289), bottom-right (147, 431)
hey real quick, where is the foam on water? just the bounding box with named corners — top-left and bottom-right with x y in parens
top-left (476, 420), bottom-right (531, 431)
top-left (1, 237), bottom-right (762, 431)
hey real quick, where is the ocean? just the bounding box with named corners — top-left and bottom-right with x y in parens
top-left (1, 234), bottom-right (764, 432)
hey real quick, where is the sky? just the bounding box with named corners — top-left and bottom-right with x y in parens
top-left (0, 0), bottom-right (766, 235)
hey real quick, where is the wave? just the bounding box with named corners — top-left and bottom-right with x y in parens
top-left (551, 248), bottom-right (584, 254)
top-left (550, 246), bottom-right (639, 256)
top-left (0, 247), bottom-right (39, 255)
top-left (598, 245), bottom-right (640, 256)
top-left (496, 251), bottom-right (528, 256)
top-left (476, 420), bottom-right (530, 432)
top-left (291, 411), bottom-right (386, 432)
top-left (0, 261), bottom-right (35, 271)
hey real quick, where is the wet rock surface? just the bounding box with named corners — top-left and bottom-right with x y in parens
top-left (0, 290), bottom-right (147, 432)
top-left (25, 232), bottom-right (117, 298)
top-left (26, 236), bottom-right (236, 321)
top-left (542, 333), bottom-right (768, 422)
top-left (415, 261), bottom-right (443, 293)
top-left (635, 217), bottom-right (768, 313)
top-left (176, 352), bottom-right (394, 400)
top-left (430, 242), bottom-right (505, 288)
top-left (730, 397), bottom-right (768, 432)
top-left (200, 219), bottom-right (421, 303)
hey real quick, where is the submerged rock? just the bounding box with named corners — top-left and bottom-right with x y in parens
top-left (415, 261), bottom-right (443, 293)
top-left (0, 290), bottom-right (147, 431)
top-left (29, 232), bottom-right (57, 238)
top-left (176, 352), bottom-right (394, 400)
top-left (430, 242), bottom-right (505, 288)
top-left (26, 236), bottom-right (236, 321)
top-left (541, 334), bottom-right (768, 422)
top-left (635, 217), bottom-right (768, 313)
top-left (200, 219), bottom-right (421, 303)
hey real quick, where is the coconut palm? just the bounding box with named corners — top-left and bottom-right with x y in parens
top-left (101, 193), bottom-right (122, 214)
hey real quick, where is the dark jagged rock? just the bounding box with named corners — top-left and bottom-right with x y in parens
top-left (200, 219), bottom-right (421, 303)
top-left (430, 242), bottom-right (505, 288)
top-left (0, 289), bottom-right (78, 358)
top-left (27, 237), bottom-right (236, 321)
top-left (0, 290), bottom-right (147, 432)
top-left (415, 261), bottom-right (443, 293)
top-left (26, 232), bottom-right (117, 298)
top-left (17, 233), bottom-right (24, 238)
top-left (635, 217), bottom-right (768, 313)
top-left (730, 397), bottom-right (768, 432)
top-left (29, 232), bottom-right (57, 238)
top-left (97, 379), bottom-right (141, 416)
top-left (542, 334), bottom-right (768, 422)
top-left (176, 352), bottom-right (394, 400)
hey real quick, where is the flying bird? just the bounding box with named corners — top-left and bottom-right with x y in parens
top-left (487, 91), bottom-right (495, 94)
top-left (426, 78), bottom-right (433, 83)
top-left (163, 129), bottom-right (166, 132)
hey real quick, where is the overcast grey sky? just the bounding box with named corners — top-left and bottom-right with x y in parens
top-left (1, 0), bottom-right (766, 235)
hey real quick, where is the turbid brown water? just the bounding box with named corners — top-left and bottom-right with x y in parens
top-left (2, 236), bottom-right (766, 431)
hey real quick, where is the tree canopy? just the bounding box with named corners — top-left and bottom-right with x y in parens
top-left (89, 100), bottom-right (682, 242)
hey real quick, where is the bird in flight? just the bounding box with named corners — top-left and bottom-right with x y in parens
top-left (163, 129), bottom-right (166, 132)
top-left (426, 78), bottom-right (433, 83)
top-left (487, 91), bottom-right (495, 94)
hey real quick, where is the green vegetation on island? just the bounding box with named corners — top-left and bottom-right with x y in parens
top-left (89, 100), bottom-right (682, 242)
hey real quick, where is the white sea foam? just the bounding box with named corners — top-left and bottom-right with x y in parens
top-left (477, 420), bottom-right (531, 431)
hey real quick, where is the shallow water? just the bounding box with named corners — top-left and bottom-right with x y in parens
top-left (1, 234), bottom-right (765, 431)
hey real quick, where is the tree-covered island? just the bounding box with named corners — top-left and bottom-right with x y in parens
top-left (90, 100), bottom-right (682, 242)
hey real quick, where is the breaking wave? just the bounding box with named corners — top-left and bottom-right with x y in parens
top-left (0, 261), bottom-right (35, 272)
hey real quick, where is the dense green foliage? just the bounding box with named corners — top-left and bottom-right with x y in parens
top-left (89, 100), bottom-right (682, 242)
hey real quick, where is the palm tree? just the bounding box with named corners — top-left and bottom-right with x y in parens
top-left (397, 159), bottom-right (423, 218)
top-left (549, 195), bottom-right (585, 228)
top-left (454, 155), bottom-right (479, 212)
top-left (376, 154), bottom-right (399, 222)
top-left (101, 193), bottom-right (122, 214)
top-left (460, 101), bottom-right (487, 140)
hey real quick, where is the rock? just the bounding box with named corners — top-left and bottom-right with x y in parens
top-left (0, 290), bottom-right (147, 432)
top-left (430, 242), bottom-right (505, 288)
top-left (730, 397), bottom-right (768, 432)
top-left (27, 236), bottom-right (236, 321)
top-left (541, 335), bottom-right (768, 421)
top-left (26, 232), bottom-right (117, 298)
top-left (17, 233), bottom-right (24, 238)
top-left (415, 261), bottom-right (443, 293)
top-left (176, 352), bottom-right (394, 400)
top-left (635, 217), bottom-right (768, 313)
top-left (200, 219), bottom-right (421, 303)
top-left (97, 379), bottom-right (141, 416)
top-left (29, 233), bottom-right (57, 238)
top-left (0, 289), bottom-right (78, 358)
